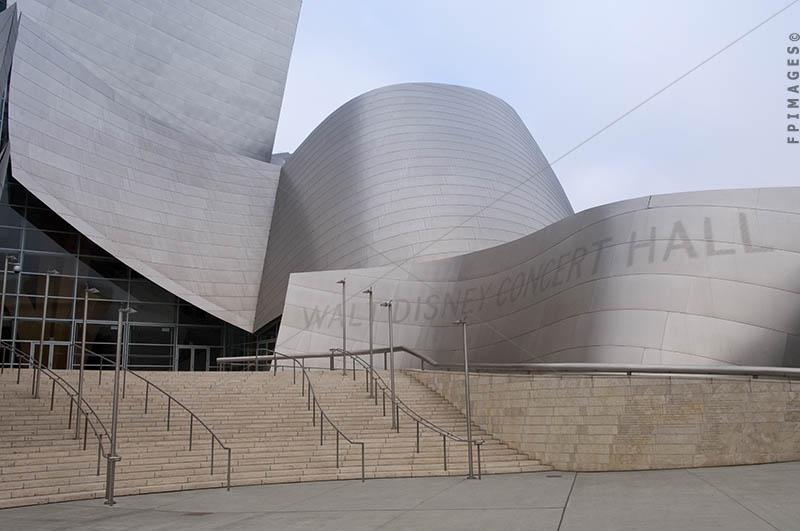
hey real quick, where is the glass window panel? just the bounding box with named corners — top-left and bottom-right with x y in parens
top-left (129, 303), bottom-right (175, 324)
top-left (128, 345), bottom-right (172, 369)
top-left (0, 204), bottom-right (23, 227)
top-left (177, 326), bottom-right (221, 346)
top-left (75, 299), bottom-right (130, 321)
top-left (25, 208), bottom-right (74, 232)
top-left (0, 275), bottom-right (19, 295)
top-left (78, 256), bottom-right (128, 279)
top-left (0, 204), bottom-right (25, 227)
top-left (178, 303), bottom-right (219, 325)
top-left (14, 319), bottom-right (71, 341)
top-left (0, 295), bottom-right (15, 317)
top-left (76, 277), bottom-right (128, 301)
top-left (19, 274), bottom-right (74, 297)
top-left (0, 227), bottom-right (21, 249)
top-left (75, 323), bottom-right (117, 344)
top-left (129, 325), bottom-right (173, 344)
top-left (21, 254), bottom-right (77, 276)
top-left (3, 181), bottom-right (27, 206)
top-left (130, 280), bottom-right (176, 304)
top-left (45, 298), bottom-right (73, 319)
top-left (78, 236), bottom-right (112, 258)
top-left (24, 230), bottom-right (79, 254)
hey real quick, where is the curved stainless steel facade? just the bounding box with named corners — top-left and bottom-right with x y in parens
top-left (7, 12), bottom-right (286, 331)
top-left (13, 0), bottom-right (301, 161)
top-left (255, 83), bottom-right (574, 327)
top-left (275, 188), bottom-right (800, 368)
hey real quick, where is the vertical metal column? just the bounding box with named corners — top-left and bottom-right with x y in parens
top-left (34, 270), bottom-right (57, 398)
top-left (363, 287), bottom-right (374, 397)
top-left (381, 300), bottom-right (396, 429)
top-left (76, 286), bottom-right (98, 439)
top-left (336, 279), bottom-right (346, 374)
top-left (0, 255), bottom-right (17, 372)
top-left (455, 318), bottom-right (474, 479)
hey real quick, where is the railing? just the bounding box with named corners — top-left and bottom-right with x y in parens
top-left (285, 346), bottom-right (800, 381)
top-left (0, 341), bottom-right (112, 481)
top-left (330, 348), bottom-right (483, 478)
top-left (77, 345), bottom-right (232, 491)
top-left (220, 351), bottom-right (366, 482)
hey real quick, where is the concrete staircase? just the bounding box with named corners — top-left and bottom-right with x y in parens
top-left (0, 367), bottom-right (548, 508)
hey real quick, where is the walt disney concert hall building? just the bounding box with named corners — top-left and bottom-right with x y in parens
top-left (0, 1), bottom-right (797, 371)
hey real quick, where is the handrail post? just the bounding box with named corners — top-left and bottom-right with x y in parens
top-left (167, 397), bottom-right (171, 431)
top-left (416, 421), bottom-right (420, 453)
top-left (319, 406), bottom-right (323, 445)
top-left (395, 404), bottom-right (400, 433)
top-left (189, 416), bottom-right (193, 451)
top-left (68, 398), bottom-right (73, 429)
top-left (312, 397), bottom-right (315, 425)
top-left (49, 379), bottom-right (55, 410)
top-left (477, 442), bottom-right (482, 480)
top-left (361, 443), bottom-right (365, 482)
top-left (336, 431), bottom-right (339, 468)
top-left (83, 417), bottom-right (88, 451)
top-left (144, 382), bottom-right (149, 414)
top-left (226, 447), bottom-right (231, 491)
top-left (364, 287), bottom-right (374, 398)
top-left (211, 434), bottom-right (215, 474)
top-left (382, 389), bottom-right (386, 416)
top-left (443, 435), bottom-right (447, 471)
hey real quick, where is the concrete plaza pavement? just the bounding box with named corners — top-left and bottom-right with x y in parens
top-left (2, 462), bottom-right (799, 530)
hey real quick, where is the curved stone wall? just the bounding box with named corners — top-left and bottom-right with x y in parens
top-left (256, 83), bottom-right (574, 327)
top-left (276, 187), bottom-right (800, 368)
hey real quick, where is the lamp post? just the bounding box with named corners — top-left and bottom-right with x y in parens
top-left (380, 300), bottom-right (396, 429)
top-left (106, 304), bottom-right (135, 506)
top-left (454, 318), bottom-right (475, 479)
top-left (362, 287), bottom-right (374, 397)
top-left (33, 268), bottom-right (58, 399)
top-left (336, 279), bottom-right (346, 373)
top-left (0, 255), bottom-right (18, 372)
top-left (75, 285), bottom-right (99, 439)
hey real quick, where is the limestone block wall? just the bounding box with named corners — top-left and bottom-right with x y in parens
top-left (409, 370), bottom-right (800, 471)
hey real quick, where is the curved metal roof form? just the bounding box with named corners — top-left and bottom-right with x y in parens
top-left (255, 83), bottom-right (574, 326)
top-left (1, 1), bottom-right (798, 367)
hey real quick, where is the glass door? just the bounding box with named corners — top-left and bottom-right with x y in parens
top-left (28, 341), bottom-right (71, 369)
top-left (176, 346), bottom-right (209, 371)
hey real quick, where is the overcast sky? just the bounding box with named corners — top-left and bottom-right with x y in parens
top-left (273, 1), bottom-right (799, 213)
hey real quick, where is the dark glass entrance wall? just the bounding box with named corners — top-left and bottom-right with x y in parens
top-left (0, 176), bottom-right (256, 370)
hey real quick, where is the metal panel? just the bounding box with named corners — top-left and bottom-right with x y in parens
top-left (13, 0), bottom-right (301, 160)
top-left (275, 188), bottom-right (800, 368)
top-left (8, 14), bottom-right (281, 330)
top-left (255, 83), bottom-right (574, 328)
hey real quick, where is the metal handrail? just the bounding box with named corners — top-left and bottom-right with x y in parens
top-left (76, 344), bottom-right (232, 491)
top-left (1, 341), bottom-right (111, 479)
top-left (288, 346), bottom-right (800, 381)
top-left (331, 348), bottom-right (484, 477)
top-left (222, 350), bottom-right (366, 482)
